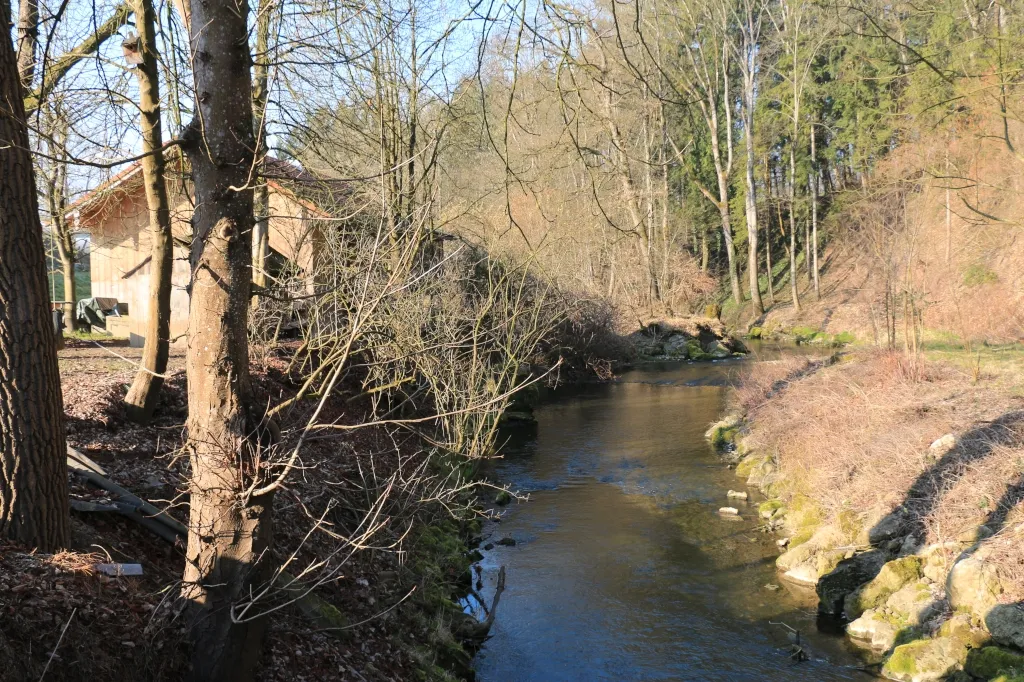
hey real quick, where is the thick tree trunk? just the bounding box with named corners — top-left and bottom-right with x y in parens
top-left (180, 0), bottom-right (275, 678)
top-left (124, 0), bottom-right (173, 424)
top-left (0, 7), bottom-right (70, 551)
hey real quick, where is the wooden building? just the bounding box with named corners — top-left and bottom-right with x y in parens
top-left (70, 154), bottom-right (336, 347)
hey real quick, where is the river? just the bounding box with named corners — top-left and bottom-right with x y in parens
top-left (471, 344), bottom-right (877, 681)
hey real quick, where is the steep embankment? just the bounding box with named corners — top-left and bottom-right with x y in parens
top-left (724, 113), bottom-right (1024, 347)
top-left (708, 351), bottom-right (1024, 682)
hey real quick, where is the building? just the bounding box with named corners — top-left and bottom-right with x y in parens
top-left (70, 154), bottom-right (341, 347)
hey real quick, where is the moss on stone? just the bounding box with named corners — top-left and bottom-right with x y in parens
top-left (846, 556), bottom-right (922, 620)
top-left (687, 338), bottom-right (710, 361)
top-left (747, 326), bottom-right (763, 339)
top-left (885, 640), bottom-right (923, 676)
top-left (992, 673), bottom-right (1024, 682)
top-left (833, 331), bottom-right (856, 345)
top-left (790, 527), bottom-right (814, 548)
top-left (759, 500), bottom-right (785, 515)
top-left (786, 493), bottom-right (822, 533)
top-left (965, 647), bottom-right (1024, 679)
top-left (735, 455), bottom-right (768, 479)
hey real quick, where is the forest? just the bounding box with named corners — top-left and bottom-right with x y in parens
top-left (1, 0), bottom-right (1023, 679)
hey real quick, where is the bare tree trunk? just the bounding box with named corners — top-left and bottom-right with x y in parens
top-left (123, 0), bottom-right (173, 424)
top-left (764, 157), bottom-right (775, 306)
top-left (0, 8), bottom-right (70, 550)
top-left (251, 0), bottom-right (273, 296)
top-left (16, 0), bottom-right (38, 91)
top-left (789, 148), bottom-right (801, 312)
top-left (744, 112), bottom-right (763, 316)
top-left (42, 124), bottom-right (79, 332)
top-left (810, 121), bottom-right (820, 299)
top-left (180, 0), bottom-right (274, 677)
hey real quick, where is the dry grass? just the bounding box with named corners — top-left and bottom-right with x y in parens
top-left (739, 350), bottom-right (1024, 561)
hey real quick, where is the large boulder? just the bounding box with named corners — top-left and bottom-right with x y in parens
top-left (987, 604), bottom-right (1024, 650)
top-left (882, 636), bottom-right (971, 682)
top-left (818, 551), bottom-right (889, 617)
top-left (847, 609), bottom-right (899, 651)
top-left (885, 581), bottom-right (941, 627)
top-left (663, 334), bottom-right (690, 358)
top-left (845, 556), bottom-right (923, 620)
top-left (703, 339), bottom-right (732, 359)
top-left (965, 645), bottom-right (1024, 679)
top-left (948, 556), bottom-right (1003, 620)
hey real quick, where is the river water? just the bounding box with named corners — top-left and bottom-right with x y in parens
top-left (471, 346), bottom-right (876, 682)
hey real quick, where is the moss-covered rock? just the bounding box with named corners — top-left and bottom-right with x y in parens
top-left (882, 636), bottom-right (971, 682)
top-left (987, 604), bottom-right (1024, 651)
top-left (949, 556), bottom-right (1003, 621)
top-left (705, 415), bottom-right (741, 450)
top-left (759, 499), bottom-right (785, 518)
top-left (847, 608), bottom-right (899, 651)
top-left (845, 556), bottom-right (923, 620)
top-left (687, 338), bottom-right (710, 361)
top-left (818, 551), bottom-right (889, 617)
top-left (747, 326), bottom-right (763, 339)
top-left (735, 454), bottom-right (769, 479)
top-left (965, 646), bottom-right (1024, 679)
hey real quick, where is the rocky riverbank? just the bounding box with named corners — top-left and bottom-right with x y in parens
top-left (628, 316), bottom-right (749, 361)
top-left (707, 350), bottom-right (1024, 682)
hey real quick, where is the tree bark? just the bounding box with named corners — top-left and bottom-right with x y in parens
top-left (743, 107), bottom-right (763, 316)
top-left (0, 4), bottom-right (70, 551)
top-left (123, 0), bottom-right (173, 424)
top-left (789, 147), bottom-right (801, 312)
top-left (179, 0), bottom-right (275, 678)
top-left (810, 121), bottom-right (820, 299)
top-left (16, 0), bottom-right (39, 92)
top-left (251, 0), bottom-right (273, 296)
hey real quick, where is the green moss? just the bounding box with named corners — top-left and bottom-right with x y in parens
top-left (759, 500), bottom-right (785, 515)
top-left (885, 641), bottom-right (924, 675)
top-left (787, 493), bottom-right (823, 532)
top-left (833, 331), bottom-right (856, 345)
top-left (847, 556), bottom-right (922, 618)
top-left (963, 263), bottom-right (999, 287)
top-left (747, 326), bottom-right (763, 339)
top-left (965, 647), bottom-right (1024, 679)
top-left (735, 455), bottom-right (769, 479)
top-left (790, 527), bottom-right (814, 548)
top-left (494, 490), bottom-right (512, 506)
top-left (791, 325), bottom-right (818, 339)
top-left (992, 673), bottom-right (1024, 682)
top-left (687, 338), bottom-right (710, 361)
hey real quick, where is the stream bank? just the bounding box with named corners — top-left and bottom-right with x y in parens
top-left (708, 350), bottom-right (1024, 682)
top-left (471, 346), bottom-right (876, 681)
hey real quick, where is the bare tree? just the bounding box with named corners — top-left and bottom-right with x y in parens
top-left (733, 0), bottom-right (767, 316)
top-left (177, 0), bottom-right (273, 677)
top-left (0, 0), bottom-right (70, 551)
top-left (123, 0), bottom-right (174, 423)
top-left (670, 0), bottom-right (743, 305)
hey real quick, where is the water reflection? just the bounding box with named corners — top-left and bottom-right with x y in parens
top-left (473, 349), bottom-right (875, 681)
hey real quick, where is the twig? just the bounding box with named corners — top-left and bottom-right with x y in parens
top-left (39, 607), bottom-right (76, 681)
